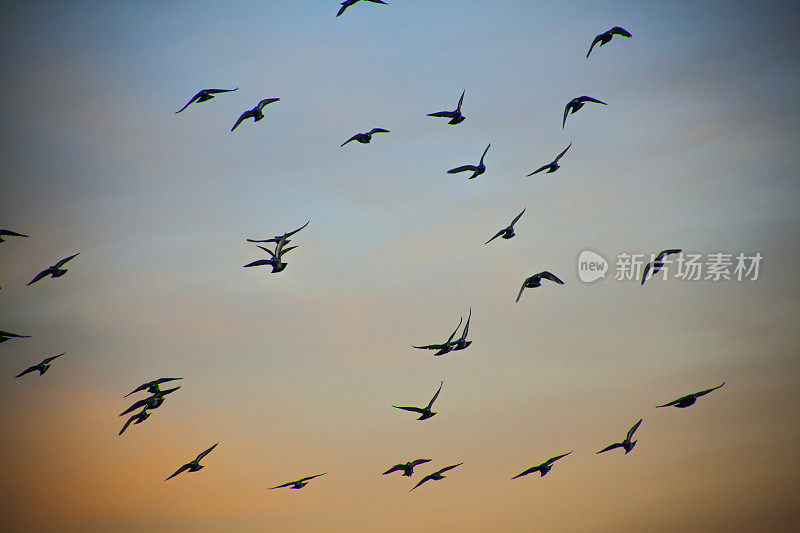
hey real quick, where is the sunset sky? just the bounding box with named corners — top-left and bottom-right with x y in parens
top-left (1, 1), bottom-right (799, 531)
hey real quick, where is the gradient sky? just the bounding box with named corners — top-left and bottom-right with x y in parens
top-left (1, 1), bottom-right (799, 531)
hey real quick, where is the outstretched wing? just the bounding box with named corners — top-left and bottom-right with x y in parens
top-left (244, 259), bottom-right (272, 268)
top-left (120, 399), bottom-right (148, 416)
top-left (285, 221), bottom-right (310, 238)
top-left (447, 165), bottom-right (477, 174)
top-left (195, 443), bottom-right (218, 462)
top-left (577, 96), bottom-right (607, 105)
top-left (515, 282), bottom-right (526, 303)
top-left (527, 164), bottom-right (549, 176)
top-left (55, 252), bottom-right (80, 268)
top-left (341, 134), bottom-right (359, 147)
top-left (460, 308), bottom-right (471, 340)
top-left (43, 352), bottom-right (66, 364)
top-left (383, 464), bottom-right (405, 475)
top-left (412, 343), bottom-right (447, 350)
top-left (257, 245), bottom-right (278, 259)
top-left (428, 111), bottom-right (456, 118)
top-left (166, 463), bottom-right (191, 481)
top-left (656, 397), bottom-right (682, 408)
top-left (410, 458), bottom-right (432, 467)
top-left (512, 465), bottom-right (538, 479)
top-left (206, 87), bottom-right (239, 95)
top-left (586, 34), bottom-right (603, 58)
top-left (627, 419), bottom-right (643, 441)
top-left (610, 26), bottom-right (632, 37)
top-left (479, 143), bottom-right (491, 163)
top-left (125, 383), bottom-right (148, 397)
top-left (175, 90), bottom-right (203, 114)
top-left (562, 103), bottom-right (571, 128)
top-left (0, 229), bottom-right (28, 237)
top-left (368, 128), bottom-right (390, 134)
top-left (393, 405), bottom-right (426, 414)
top-left (596, 442), bottom-right (623, 454)
top-left (336, 0), bottom-right (353, 17)
top-left (456, 90), bottom-right (465, 111)
top-left (427, 381), bottom-right (443, 409)
top-left (641, 261), bottom-right (653, 285)
top-left (694, 382), bottom-right (725, 398)
top-left (15, 365), bottom-right (39, 378)
top-left (656, 249), bottom-right (682, 262)
top-left (435, 463), bottom-right (462, 475)
top-left (366, 0), bottom-right (388, 4)
top-left (538, 271), bottom-right (564, 285)
top-left (256, 98), bottom-right (280, 111)
top-left (299, 472), bottom-right (326, 483)
top-left (553, 142), bottom-right (572, 163)
top-left (509, 208), bottom-right (526, 227)
top-left (27, 269), bottom-right (51, 286)
top-left (485, 228), bottom-right (505, 244)
top-left (545, 451), bottom-right (572, 465)
top-left (231, 110), bottom-right (252, 131)
top-left (445, 316), bottom-right (463, 344)
top-left (410, 474), bottom-right (433, 491)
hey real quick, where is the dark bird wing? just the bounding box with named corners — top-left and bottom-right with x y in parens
top-left (231, 110), bottom-right (253, 131)
top-left (545, 451), bottom-right (572, 465)
top-left (42, 352), bottom-right (66, 364)
top-left (256, 98), bottom-right (280, 111)
top-left (120, 399), bottom-right (148, 416)
top-left (553, 142), bottom-right (572, 163)
top-left (175, 90), bottom-right (203, 113)
top-left (586, 34), bottom-right (603, 58)
top-left (445, 316), bottom-right (463, 344)
top-left (694, 382), bottom-right (725, 398)
top-left (434, 463), bottom-right (462, 475)
top-left (269, 479), bottom-right (297, 489)
top-left (457, 90), bottom-right (465, 111)
top-left (627, 419), bottom-right (643, 441)
top-left (125, 384), bottom-right (148, 397)
top-left (656, 397), bottom-right (683, 408)
top-left (246, 237), bottom-right (280, 243)
top-left (509, 208), bottom-right (526, 227)
top-left (336, 0), bottom-right (354, 17)
top-left (55, 252), bottom-right (80, 268)
top-left (366, 0), bottom-right (388, 3)
top-left (562, 103), bottom-right (571, 128)
top-left (257, 245), bottom-right (278, 259)
top-left (428, 111), bottom-right (457, 118)
top-left (641, 261), bottom-right (653, 285)
top-left (15, 365), bottom-right (40, 378)
top-left (480, 143), bottom-right (491, 163)
top-left (393, 405), bottom-right (426, 414)
top-left (427, 381), bottom-right (443, 409)
top-left (298, 473), bottom-right (326, 482)
top-left (538, 271), bottom-right (564, 285)
top-left (195, 443), bottom-right (218, 462)
top-left (460, 308), bottom-right (471, 340)
top-left (206, 87), bottom-right (239, 94)
top-left (512, 465), bottom-right (539, 479)
top-left (285, 221), bottom-right (310, 238)
top-left (515, 282), bottom-right (527, 303)
top-left (410, 474), bottom-right (433, 491)
top-left (610, 26), bottom-right (632, 37)
top-left (383, 464), bottom-right (405, 475)
top-left (577, 96), bottom-right (607, 105)
top-left (448, 165), bottom-right (478, 174)
top-left (166, 463), bottom-right (191, 481)
top-left (527, 164), bottom-right (550, 176)
top-left (410, 458), bottom-right (432, 467)
top-left (656, 249), bottom-right (682, 262)
top-left (368, 128), bottom-right (390, 134)
top-left (341, 135), bottom-right (359, 147)
top-left (485, 228), bottom-right (506, 244)
top-left (27, 269), bottom-right (51, 286)
top-left (0, 229), bottom-right (28, 237)
top-left (596, 442), bottom-right (624, 454)
top-left (412, 343), bottom-right (447, 350)
top-left (244, 259), bottom-right (272, 268)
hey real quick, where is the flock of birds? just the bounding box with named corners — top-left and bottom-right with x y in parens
top-left (2, 3), bottom-right (728, 498)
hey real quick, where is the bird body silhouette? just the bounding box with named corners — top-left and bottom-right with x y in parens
top-left (641, 249), bottom-right (682, 284)
top-left (120, 386), bottom-right (180, 416)
top-left (383, 459), bottom-right (432, 477)
top-left (247, 221), bottom-right (309, 245)
top-left (657, 383), bottom-right (725, 408)
top-left (448, 144), bottom-right (490, 179)
top-left (512, 452), bottom-right (572, 479)
top-left (341, 128), bottom-right (390, 147)
top-left (587, 27), bottom-right (632, 58)
top-left (410, 463), bottom-right (462, 491)
top-left (428, 90), bottom-right (466, 125)
top-left (166, 443), bottom-right (218, 480)
top-left (393, 381), bottom-right (443, 420)
top-left (527, 143), bottom-right (572, 176)
top-left (15, 352), bottom-right (65, 378)
top-left (244, 234), bottom-right (297, 273)
top-left (486, 208), bottom-right (526, 244)
top-left (516, 271), bottom-right (564, 302)
top-left (175, 88), bottom-right (238, 113)
top-left (27, 253), bottom-right (80, 285)
top-left (231, 98), bottom-right (280, 131)
top-left (563, 96), bottom-right (606, 128)
top-left (269, 473), bottom-right (326, 489)
top-left (118, 408), bottom-right (150, 436)
top-left (597, 419), bottom-right (642, 454)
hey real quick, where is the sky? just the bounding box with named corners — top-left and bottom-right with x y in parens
top-left (1, 0), bottom-right (799, 531)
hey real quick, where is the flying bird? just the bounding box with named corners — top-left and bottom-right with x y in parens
top-left (341, 128), bottom-right (390, 147)
top-left (383, 458), bottom-right (432, 477)
top-left (563, 96), bottom-right (606, 128)
top-left (27, 253), bottom-right (80, 286)
top-left (118, 408), bottom-right (150, 436)
top-left (175, 88), bottom-right (238, 114)
top-left (597, 419), bottom-right (642, 454)
top-left (0, 229), bottom-right (28, 243)
top-left (512, 452), bottom-right (572, 479)
top-left (0, 330), bottom-right (31, 343)
top-left (120, 386), bottom-right (181, 416)
top-left (269, 473), bottom-right (326, 489)
top-left (641, 249), bottom-right (682, 285)
top-left (485, 208), bottom-right (525, 244)
top-left (393, 381), bottom-right (443, 420)
top-left (246, 220), bottom-right (309, 244)
top-left (448, 143), bottom-right (490, 180)
top-left (527, 143), bottom-right (572, 176)
top-left (657, 382), bottom-right (725, 408)
top-left (428, 90), bottom-right (466, 125)
top-left (244, 235), bottom-right (297, 273)
top-left (125, 377), bottom-right (183, 397)
top-left (587, 26), bottom-right (632, 58)
top-left (450, 307), bottom-right (472, 352)
top-left (516, 271), bottom-right (564, 303)
top-left (336, 0), bottom-right (387, 17)
top-left (231, 98), bottom-right (280, 131)
top-left (410, 463), bottom-right (462, 491)
top-left (15, 352), bottom-right (65, 378)
top-left (413, 317), bottom-right (462, 356)
top-left (165, 443), bottom-right (218, 480)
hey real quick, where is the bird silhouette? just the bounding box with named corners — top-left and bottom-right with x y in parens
top-left (120, 386), bottom-right (181, 416)
top-left (125, 377), bottom-right (183, 397)
top-left (413, 317), bottom-right (463, 356)
top-left (231, 98), bottom-right (280, 131)
top-left (175, 88), bottom-right (238, 114)
top-left (341, 128), bottom-right (390, 147)
top-left (448, 144), bottom-right (490, 179)
top-left (410, 463), bottom-right (462, 491)
top-left (485, 208), bottom-right (526, 244)
top-left (0, 330), bottom-right (31, 343)
top-left (450, 307), bottom-right (472, 352)
top-left (512, 452), bottom-right (572, 479)
top-left (15, 352), bottom-right (65, 378)
top-left (641, 249), bottom-right (682, 284)
top-left (244, 235), bottom-right (297, 273)
top-left (527, 143), bottom-right (572, 176)
top-left (587, 26), bottom-right (632, 58)
top-left (27, 253), bottom-right (80, 285)
top-left (0, 229), bottom-right (28, 243)
top-left (597, 419), bottom-right (642, 454)
top-left (563, 96), bottom-right (606, 128)
top-left (269, 473), bottom-right (326, 489)
top-left (118, 408), bottom-right (150, 436)
top-left (516, 271), bottom-right (564, 302)
top-left (246, 221), bottom-right (309, 244)
top-left (428, 90), bottom-right (466, 125)
top-left (383, 458), bottom-right (432, 477)
top-left (336, 0), bottom-right (387, 17)
top-left (393, 381), bottom-right (443, 420)
top-left (165, 443), bottom-right (218, 480)
top-left (657, 382), bottom-right (725, 408)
